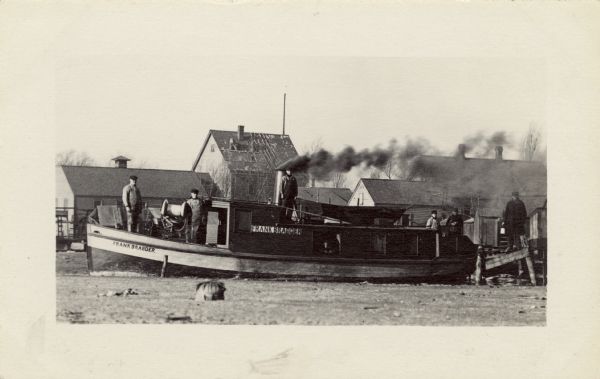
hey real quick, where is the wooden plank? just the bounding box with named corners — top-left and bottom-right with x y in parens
top-left (525, 255), bottom-right (536, 285)
top-left (485, 248), bottom-right (529, 270)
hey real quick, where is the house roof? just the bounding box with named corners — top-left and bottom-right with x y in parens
top-left (411, 155), bottom-right (547, 198)
top-left (191, 129), bottom-right (300, 172)
top-left (358, 179), bottom-right (448, 206)
top-left (59, 165), bottom-right (211, 198)
top-left (297, 187), bottom-right (352, 206)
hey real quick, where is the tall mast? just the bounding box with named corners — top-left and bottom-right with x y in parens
top-left (282, 93), bottom-right (286, 135)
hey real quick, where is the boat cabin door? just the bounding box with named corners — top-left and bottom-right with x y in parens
top-left (204, 200), bottom-right (229, 248)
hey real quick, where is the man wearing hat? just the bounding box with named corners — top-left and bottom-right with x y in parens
top-left (122, 175), bottom-right (143, 233)
top-left (279, 168), bottom-right (298, 222)
top-left (447, 208), bottom-right (464, 236)
top-left (425, 210), bottom-right (439, 230)
top-left (503, 191), bottom-right (528, 252)
top-left (185, 188), bottom-right (204, 244)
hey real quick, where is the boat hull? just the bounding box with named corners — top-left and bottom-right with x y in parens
top-left (87, 225), bottom-right (476, 280)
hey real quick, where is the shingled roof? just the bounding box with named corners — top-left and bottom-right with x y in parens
top-left (59, 166), bottom-right (210, 198)
top-left (191, 129), bottom-right (300, 172)
top-left (358, 179), bottom-right (448, 206)
top-left (297, 187), bottom-right (352, 206)
top-left (412, 155), bottom-right (547, 198)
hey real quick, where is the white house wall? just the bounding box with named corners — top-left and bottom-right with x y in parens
top-left (55, 167), bottom-right (75, 208)
top-left (195, 134), bottom-right (231, 197)
top-left (348, 181), bottom-right (375, 206)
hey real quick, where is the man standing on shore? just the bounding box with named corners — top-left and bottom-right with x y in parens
top-left (503, 191), bottom-right (528, 252)
top-left (122, 175), bottom-right (143, 233)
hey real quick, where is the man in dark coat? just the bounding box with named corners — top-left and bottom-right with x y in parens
top-left (280, 169), bottom-right (298, 222)
top-left (447, 208), bottom-right (464, 236)
top-left (122, 175), bottom-right (143, 233)
top-left (503, 191), bottom-right (528, 252)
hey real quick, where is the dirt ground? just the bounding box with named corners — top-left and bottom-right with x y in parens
top-left (56, 251), bottom-right (546, 325)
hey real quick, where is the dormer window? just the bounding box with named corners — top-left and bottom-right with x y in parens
top-left (210, 144), bottom-right (215, 152)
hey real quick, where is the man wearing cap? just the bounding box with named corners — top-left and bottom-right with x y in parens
top-left (425, 210), bottom-right (439, 231)
top-left (279, 168), bottom-right (298, 222)
top-left (185, 189), bottom-right (204, 244)
top-left (447, 208), bottom-right (464, 236)
top-left (503, 191), bottom-right (528, 252)
top-left (122, 175), bottom-right (143, 233)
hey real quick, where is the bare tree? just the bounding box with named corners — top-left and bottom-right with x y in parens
top-left (520, 124), bottom-right (542, 161)
top-left (369, 169), bottom-right (381, 179)
top-left (330, 171), bottom-right (348, 188)
top-left (207, 162), bottom-right (231, 199)
top-left (56, 150), bottom-right (96, 166)
top-left (379, 159), bottom-right (400, 179)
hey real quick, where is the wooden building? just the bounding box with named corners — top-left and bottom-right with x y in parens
top-left (191, 125), bottom-right (307, 202)
top-left (56, 157), bottom-right (210, 240)
top-left (348, 179), bottom-right (452, 226)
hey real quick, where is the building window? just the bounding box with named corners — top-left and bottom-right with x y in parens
top-left (63, 198), bottom-right (69, 207)
top-left (210, 144), bottom-right (215, 152)
top-left (235, 209), bottom-right (252, 232)
top-left (248, 182), bottom-right (255, 196)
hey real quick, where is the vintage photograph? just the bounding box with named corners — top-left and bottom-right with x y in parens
top-left (55, 56), bottom-right (547, 326)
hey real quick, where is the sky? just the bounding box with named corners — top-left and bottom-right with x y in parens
top-left (48, 2), bottom-right (553, 177)
top-left (55, 55), bottom-right (546, 173)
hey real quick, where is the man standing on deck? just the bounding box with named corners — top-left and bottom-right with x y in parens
top-left (122, 175), bottom-right (143, 233)
top-left (447, 208), bottom-right (464, 235)
top-left (503, 191), bottom-right (528, 252)
top-left (186, 189), bottom-right (204, 244)
top-left (425, 210), bottom-right (439, 231)
top-left (280, 169), bottom-right (298, 222)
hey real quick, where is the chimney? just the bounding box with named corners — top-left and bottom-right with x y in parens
top-left (112, 156), bottom-right (130, 168)
top-left (237, 125), bottom-right (245, 140)
top-left (495, 145), bottom-right (503, 160)
top-left (457, 144), bottom-right (467, 160)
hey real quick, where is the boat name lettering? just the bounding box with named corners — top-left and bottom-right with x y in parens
top-left (112, 241), bottom-right (156, 253)
top-left (250, 225), bottom-right (302, 236)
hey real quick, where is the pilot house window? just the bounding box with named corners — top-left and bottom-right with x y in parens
top-left (235, 209), bottom-right (252, 232)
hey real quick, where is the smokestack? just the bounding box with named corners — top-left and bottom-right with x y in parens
top-left (495, 145), bottom-right (503, 160)
top-left (237, 125), bottom-right (245, 140)
top-left (274, 170), bottom-right (283, 205)
top-left (457, 144), bottom-right (467, 160)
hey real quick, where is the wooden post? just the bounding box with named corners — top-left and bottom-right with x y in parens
top-left (161, 255), bottom-right (169, 278)
top-left (85, 243), bottom-right (94, 274)
top-left (525, 253), bottom-right (536, 286)
top-left (435, 232), bottom-right (440, 258)
top-left (474, 245), bottom-right (484, 285)
top-left (517, 259), bottom-right (524, 285)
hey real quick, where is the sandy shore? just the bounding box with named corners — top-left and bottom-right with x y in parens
top-left (56, 251), bottom-right (546, 325)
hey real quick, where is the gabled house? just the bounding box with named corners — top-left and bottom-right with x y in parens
top-left (191, 125), bottom-right (307, 202)
top-left (410, 144), bottom-right (547, 215)
top-left (348, 179), bottom-right (449, 225)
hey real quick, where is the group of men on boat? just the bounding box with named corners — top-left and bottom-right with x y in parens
top-left (423, 191), bottom-right (528, 252)
top-left (122, 175), bottom-right (207, 244)
top-left (122, 169), bottom-right (528, 251)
